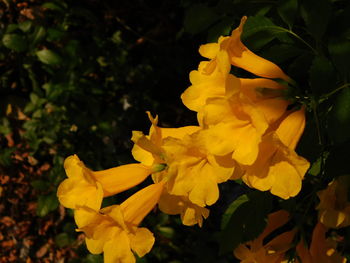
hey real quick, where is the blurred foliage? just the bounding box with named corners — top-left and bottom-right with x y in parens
top-left (0, 0), bottom-right (349, 262)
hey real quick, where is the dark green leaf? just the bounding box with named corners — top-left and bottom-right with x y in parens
top-left (0, 147), bottom-right (14, 167)
top-left (84, 255), bottom-right (103, 263)
top-left (220, 191), bottom-right (272, 254)
top-left (36, 49), bottom-right (62, 65)
top-left (300, 0), bottom-right (331, 40)
top-left (54, 233), bottom-right (73, 248)
top-left (36, 193), bottom-right (59, 217)
top-left (207, 17), bottom-right (233, 42)
top-left (221, 194), bottom-right (248, 230)
top-left (46, 28), bottom-right (65, 42)
top-left (42, 2), bottom-right (66, 12)
top-left (309, 56), bottom-right (336, 96)
top-left (241, 16), bottom-right (288, 50)
top-left (242, 16), bottom-right (288, 39)
top-left (2, 34), bottom-right (27, 52)
top-left (30, 26), bottom-right (46, 46)
top-left (329, 87), bottom-right (350, 143)
top-left (184, 4), bottom-right (220, 34)
top-left (328, 39), bottom-right (350, 80)
top-left (31, 180), bottom-right (50, 191)
top-left (18, 20), bottom-right (33, 32)
top-left (277, 0), bottom-right (298, 28)
top-left (325, 140), bottom-right (350, 177)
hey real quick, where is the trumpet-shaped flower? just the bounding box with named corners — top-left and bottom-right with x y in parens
top-left (199, 94), bottom-right (269, 165)
top-left (132, 112), bottom-right (237, 208)
top-left (296, 222), bottom-right (346, 263)
top-left (316, 176), bottom-right (350, 228)
top-left (75, 182), bottom-right (164, 263)
top-left (162, 130), bottom-right (239, 207)
top-left (241, 108), bottom-right (310, 199)
top-left (234, 210), bottom-right (296, 263)
top-left (57, 155), bottom-right (152, 210)
top-left (181, 57), bottom-right (239, 113)
top-left (199, 16), bottom-right (290, 81)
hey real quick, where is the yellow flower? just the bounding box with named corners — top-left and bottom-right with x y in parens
top-left (131, 111), bottom-right (200, 167)
top-left (131, 112), bottom-right (215, 222)
top-left (234, 210), bottom-right (296, 263)
top-left (132, 112), bottom-right (237, 209)
top-left (75, 182), bottom-right (164, 263)
top-left (316, 176), bottom-right (350, 228)
top-left (158, 192), bottom-right (209, 227)
top-left (199, 94), bottom-right (269, 165)
top-left (241, 108), bottom-right (309, 199)
top-left (57, 154), bottom-right (152, 210)
top-left (296, 222), bottom-right (346, 263)
top-left (199, 16), bottom-right (290, 81)
top-left (181, 57), bottom-right (238, 112)
top-left (162, 130), bottom-right (238, 207)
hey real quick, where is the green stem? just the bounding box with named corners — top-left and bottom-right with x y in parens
top-left (285, 30), bottom-right (318, 54)
top-left (321, 83), bottom-right (350, 101)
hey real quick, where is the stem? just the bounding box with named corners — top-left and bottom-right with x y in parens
top-left (286, 30), bottom-right (318, 54)
top-left (321, 83), bottom-right (350, 101)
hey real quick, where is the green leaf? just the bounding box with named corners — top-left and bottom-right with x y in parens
top-left (36, 49), bottom-right (62, 65)
top-left (46, 28), bottom-right (65, 42)
top-left (277, 0), bottom-right (298, 28)
top-left (36, 193), bottom-right (59, 217)
top-left (2, 34), bottom-right (27, 52)
top-left (31, 180), bottom-right (50, 191)
top-left (157, 226), bottom-right (175, 239)
top-left (30, 26), bottom-right (46, 46)
top-left (42, 2), bottom-right (66, 12)
top-left (84, 255), bottom-right (103, 263)
top-left (207, 17), bottom-right (233, 42)
top-left (184, 4), bottom-right (220, 34)
top-left (328, 39), bottom-right (350, 80)
top-left (329, 87), bottom-right (350, 143)
top-left (242, 16), bottom-right (288, 39)
top-left (0, 147), bottom-right (14, 167)
top-left (309, 56), bottom-right (336, 96)
top-left (220, 191), bottom-right (272, 254)
top-left (300, 0), bottom-right (331, 40)
top-left (0, 118), bottom-right (11, 135)
top-left (325, 140), bottom-right (350, 178)
top-left (18, 20), bottom-right (33, 32)
top-left (54, 233), bottom-right (73, 248)
top-left (221, 194), bottom-right (248, 230)
top-left (241, 16), bottom-right (288, 50)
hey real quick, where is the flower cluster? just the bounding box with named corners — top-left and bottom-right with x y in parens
top-left (57, 17), bottom-right (311, 262)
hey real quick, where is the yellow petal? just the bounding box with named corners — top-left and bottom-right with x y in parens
top-left (181, 204), bottom-right (209, 227)
top-left (276, 108), bottom-right (306, 150)
top-left (85, 237), bottom-right (104, 254)
top-left (57, 178), bottom-right (103, 210)
top-left (93, 163), bottom-right (152, 196)
top-left (131, 144), bottom-right (154, 166)
top-left (269, 160), bottom-right (302, 199)
top-left (120, 182), bottom-right (165, 225)
top-left (188, 163), bottom-right (219, 207)
top-left (131, 131), bottom-right (163, 156)
top-left (103, 230), bottom-right (135, 263)
top-left (74, 205), bottom-right (100, 229)
top-left (129, 227), bottom-right (155, 257)
top-left (160, 126), bottom-right (201, 139)
top-left (199, 42), bottom-right (220, 59)
top-left (228, 17), bottom-right (290, 81)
